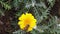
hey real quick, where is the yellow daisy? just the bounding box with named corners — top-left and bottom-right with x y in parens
top-left (18, 13), bottom-right (37, 32)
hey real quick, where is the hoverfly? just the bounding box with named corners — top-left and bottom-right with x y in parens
top-left (23, 25), bottom-right (29, 31)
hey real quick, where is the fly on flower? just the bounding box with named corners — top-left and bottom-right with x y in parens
top-left (18, 13), bottom-right (37, 32)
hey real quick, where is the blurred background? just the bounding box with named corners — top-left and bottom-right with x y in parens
top-left (0, 0), bottom-right (60, 34)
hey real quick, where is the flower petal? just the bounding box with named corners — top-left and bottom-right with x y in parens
top-left (18, 14), bottom-right (26, 20)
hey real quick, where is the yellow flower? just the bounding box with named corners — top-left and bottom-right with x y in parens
top-left (18, 13), bottom-right (37, 32)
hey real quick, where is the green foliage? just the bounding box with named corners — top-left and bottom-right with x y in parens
top-left (0, 1), bottom-right (11, 10)
top-left (0, 9), bottom-right (4, 16)
top-left (0, 0), bottom-right (60, 34)
top-left (13, 0), bottom-right (57, 34)
top-left (13, 0), bottom-right (20, 10)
